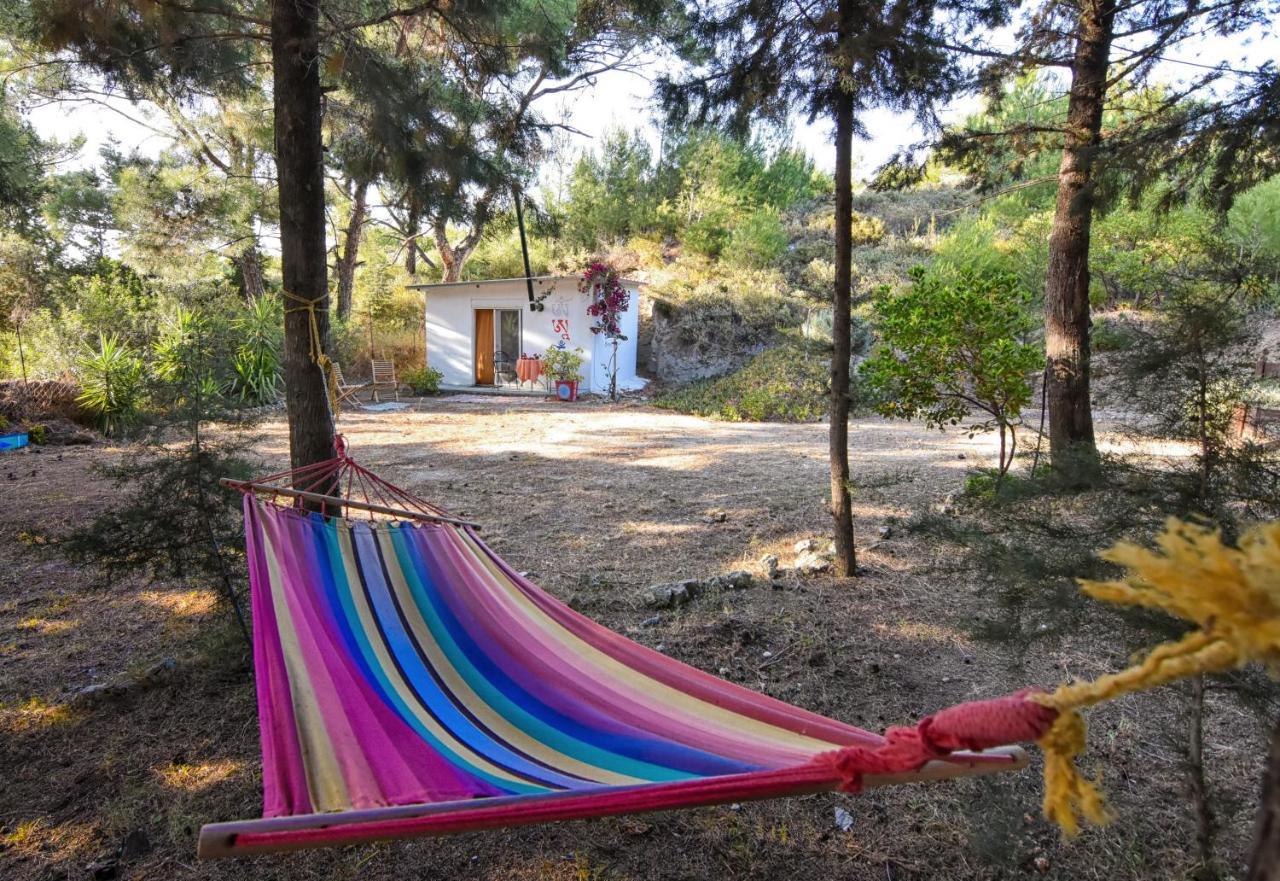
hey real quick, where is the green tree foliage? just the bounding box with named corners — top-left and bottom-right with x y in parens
top-left (1227, 174), bottom-right (1280, 263)
top-left (562, 127), bottom-right (822, 256)
top-left (564, 128), bottom-right (659, 247)
top-left (861, 265), bottom-right (1042, 480)
top-left (0, 84), bottom-right (54, 231)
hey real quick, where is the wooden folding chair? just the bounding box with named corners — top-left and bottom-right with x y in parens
top-left (370, 360), bottom-right (399, 403)
top-left (333, 363), bottom-right (368, 407)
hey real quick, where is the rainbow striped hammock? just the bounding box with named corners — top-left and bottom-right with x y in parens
top-left (198, 453), bottom-right (1040, 859)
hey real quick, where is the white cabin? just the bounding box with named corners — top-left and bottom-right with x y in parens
top-left (409, 275), bottom-right (645, 395)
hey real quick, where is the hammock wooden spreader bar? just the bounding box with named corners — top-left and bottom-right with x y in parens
top-left (218, 478), bottom-right (479, 528)
top-left (199, 745), bottom-right (1026, 857)
top-left (200, 449), bottom-right (1055, 859)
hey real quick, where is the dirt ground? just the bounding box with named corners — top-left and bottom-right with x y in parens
top-left (0, 397), bottom-right (1271, 880)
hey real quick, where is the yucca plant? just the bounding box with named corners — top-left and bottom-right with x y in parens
top-left (228, 296), bottom-right (282, 405)
top-left (75, 333), bottom-right (145, 436)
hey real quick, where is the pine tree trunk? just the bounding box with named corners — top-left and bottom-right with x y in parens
top-left (335, 179), bottom-right (369, 323)
top-left (434, 221), bottom-right (480, 283)
top-left (829, 32), bottom-right (857, 579)
top-left (1188, 675), bottom-right (1215, 870)
top-left (1044, 0), bottom-right (1114, 473)
top-left (272, 0), bottom-right (337, 484)
top-left (235, 244), bottom-right (266, 302)
top-left (1248, 715), bottom-right (1280, 880)
top-left (434, 222), bottom-right (461, 283)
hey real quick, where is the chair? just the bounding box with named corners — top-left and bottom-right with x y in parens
top-left (332, 363), bottom-right (367, 407)
top-left (493, 350), bottom-right (516, 388)
top-left (370, 359), bottom-right (399, 402)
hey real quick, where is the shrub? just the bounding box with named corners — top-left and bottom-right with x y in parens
top-left (75, 333), bottom-right (145, 436)
top-left (860, 264), bottom-right (1041, 480)
top-left (543, 347), bottom-right (585, 383)
top-left (727, 208), bottom-right (788, 269)
top-left (402, 365), bottom-right (443, 395)
top-left (654, 341), bottom-right (830, 422)
top-left (227, 296), bottom-right (282, 405)
top-left (1092, 314), bottom-right (1139, 353)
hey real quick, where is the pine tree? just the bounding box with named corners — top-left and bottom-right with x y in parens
top-left (4, 0), bottom-right (520, 481)
top-left (659, 0), bottom-right (1009, 576)
top-left (947, 0), bottom-right (1277, 475)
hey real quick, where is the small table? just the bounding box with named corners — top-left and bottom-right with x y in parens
top-left (515, 357), bottom-right (544, 388)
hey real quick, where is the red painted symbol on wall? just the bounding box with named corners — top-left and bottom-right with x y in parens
top-left (551, 319), bottom-right (571, 341)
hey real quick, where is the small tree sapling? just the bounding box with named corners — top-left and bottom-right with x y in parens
top-left (861, 265), bottom-right (1042, 482)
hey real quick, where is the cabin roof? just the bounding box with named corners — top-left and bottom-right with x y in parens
top-left (407, 274), bottom-right (645, 292)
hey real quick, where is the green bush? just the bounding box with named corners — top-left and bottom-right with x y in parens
top-left (1092, 314), bottom-right (1138, 353)
top-left (402, 365), bottom-right (443, 395)
top-left (75, 333), bottom-right (145, 436)
top-left (726, 208), bottom-right (788, 269)
top-left (655, 341), bottom-right (830, 422)
top-left (227, 296), bottom-right (283, 405)
top-left (860, 264), bottom-right (1041, 479)
top-left (542, 347), bottom-right (585, 382)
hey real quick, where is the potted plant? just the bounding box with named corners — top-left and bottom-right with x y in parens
top-left (542, 346), bottom-right (584, 401)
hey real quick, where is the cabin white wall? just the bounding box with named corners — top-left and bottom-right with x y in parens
top-left (589, 282), bottom-right (644, 392)
top-left (426, 279), bottom-right (644, 392)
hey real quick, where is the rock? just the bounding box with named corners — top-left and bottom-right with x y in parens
top-left (139, 658), bottom-right (177, 686)
top-left (834, 806), bottom-right (855, 832)
top-left (759, 554), bottom-right (779, 579)
top-left (877, 525), bottom-right (892, 539)
top-left (957, 453), bottom-right (967, 460)
top-left (118, 830), bottom-right (151, 860)
top-left (87, 859), bottom-right (119, 880)
top-left (639, 615), bottom-right (661, 628)
top-left (794, 552), bottom-right (830, 575)
top-left (792, 538), bottom-right (817, 554)
top-left (700, 510), bottom-right (728, 524)
top-left (706, 570), bottom-right (753, 591)
top-left (640, 579), bottom-right (702, 609)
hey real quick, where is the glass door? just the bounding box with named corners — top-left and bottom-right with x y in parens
top-left (494, 309), bottom-right (521, 385)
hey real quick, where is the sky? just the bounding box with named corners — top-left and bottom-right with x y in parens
top-left (25, 22), bottom-right (1280, 183)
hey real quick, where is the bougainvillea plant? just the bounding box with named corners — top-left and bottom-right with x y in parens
top-left (580, 262), bottom-right (629, 340)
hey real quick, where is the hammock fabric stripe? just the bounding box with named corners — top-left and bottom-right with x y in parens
top-left (210, 491), bottom-right (1050, 858)
top-left (247, 497), bottom-right (889, 817)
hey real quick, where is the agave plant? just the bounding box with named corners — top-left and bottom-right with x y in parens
top-left (75, 334), bottom-right (145, 436)
top-left (228, 296), bottom-right (282, 405)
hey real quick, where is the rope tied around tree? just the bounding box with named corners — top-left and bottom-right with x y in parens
top-left (1030, 518), bottom-right (1280, 834)
top-left (282, 289), bottom-right (341, 417)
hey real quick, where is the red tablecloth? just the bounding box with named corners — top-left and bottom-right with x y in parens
top-left (515, 357), bottom-right (544, 386)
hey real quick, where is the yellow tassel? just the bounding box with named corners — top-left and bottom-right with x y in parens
top-left (1029, 518), bottom-right (1280, 834)
top-left (1036, 710), bottom-right (1109, 836)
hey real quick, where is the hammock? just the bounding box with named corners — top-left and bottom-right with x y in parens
top-left (198, 444), bottom-right (1056, 859)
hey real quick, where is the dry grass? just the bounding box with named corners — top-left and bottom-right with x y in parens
top-left (0, 399), bottom-right (1271, 880)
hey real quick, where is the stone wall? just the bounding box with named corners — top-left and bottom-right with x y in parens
top-left (646, 301), bottom-right (771, 384)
